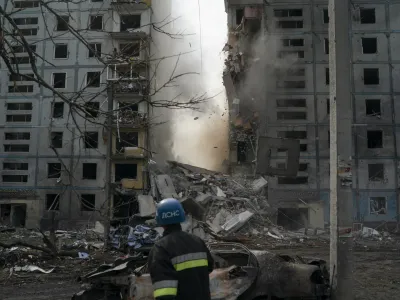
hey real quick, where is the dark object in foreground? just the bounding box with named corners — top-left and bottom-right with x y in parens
top-left (72, 243), bottom-right (330, 300)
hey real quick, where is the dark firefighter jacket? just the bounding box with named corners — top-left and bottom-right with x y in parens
top-left (147, 224), bottom-right (214, 300)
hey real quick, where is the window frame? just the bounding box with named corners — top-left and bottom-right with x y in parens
top-left (52, 72), bottom-right (67, 89)
top-left (54, 44), bottom-right (69, 59)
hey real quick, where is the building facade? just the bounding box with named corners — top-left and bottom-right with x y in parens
top-left (0, 0), bottom-right (152, 228)
top-left (224, 0), bottom-right (400, 229)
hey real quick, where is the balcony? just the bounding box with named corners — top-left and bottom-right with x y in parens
top-left (111, 0), bottom-right (151, 10)
top-left (113, 110), bottom-right (148, 128)
top-left (110, 29), bottom-right (148, 40)
top-left (107, 63), bottom-right (147, 81)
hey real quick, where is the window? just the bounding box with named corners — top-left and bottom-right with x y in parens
top-left (11, 45), bottom-right (36, 53)
top-left (46, 194), bottom-right (60, 210)
top-left (327, 98), bottom-right (330, 114)
top-left (8, 85), bottom-right (33, 93)
top-left (14, 1), bottom-right (39, 8)
top-left (6, 115), bottom-right (32, 122)
top-left (2, 175), bottom-right (28, 183)
top-left (5, 132), bottom-right (30, 140)
top-left (12, 17), bottom-right (38, 25)
top-left (3, 163), bottom-right (28, 170)
top-left (366, 99), bottom-right (381, 116)
top-left (56, 16), bottom-right (69, 31)
top-left (84, 132), bottom-right (98, 149)
top-left (362, 38), bottom-right (377, 54)
top-left (88, 43), bottom-right (101, 58)
top-left (81, 194), bottom-right (96, 211)
top-left (367, 130), bottom-right (383, 148)
top-left (274, 9), bottom-right (303, 17)
top-left (52, 73), bottom-right (66, 89)
top-left (86, 72), bottom-right (101, 87)
top-left (47, 163), bottom-right (61, 179)
top-left (277, 163), bottom-right (308, 172)
top-left (82, 163), bottom-right (97, 180)
top-left (120, 15), bottom-right (141, 31)
top-left (9, 74), bottom-right (35, 81)
top-left (277, 81), bottom-right (305, 88)
top-left (50, 132), bottom-right (63, 148)
top-left (276, 99), bottom-right (306, 107)
top-left (282, 38), bottom-right (304, 47)
top-left (11, 57), bottom-right (35, 65)
top-left (116, 132), bottom-right (139, 152)
top-left (120, 43), bottom-right (140, 57)
top-left (370, 197), bottom-right (386, 215)
top-left (7, 102), bottom-right (32, 110)
top-left (278, 177), bottom-right (308, 184)
top-left (364, 68), bottom-right (379, 85)
top-left (115, 164), bottom-right (138, 181)
top-left (324, 38), bottom-right (329, 54)
top-left (360, 8), bottom-right (376, 24)
top-left (278, 131), bottom-right (307, 139)
top-left (276, 21), bottom-right (303, 29)
top-left (89, 15), bottom-right (103, 30)
top-left (4, 145), bottom-right (29, 152)
top-left (52, 102), bottom-right (64, 118)
top-left (54, 44), bottom-right (68, 59)
top-left (278, 50), bottom-right (304, 59)
top-left (277, 112), bottom-right (307, 120)
top-left (236, 8), bottom-right (244, 25)
top-left (19, 28), bottom-right (38, 36)
top-left (368, 163), bottom-right (384, 181)
top-left (84, 102), bottom-right (100, 118)
top-left (323, 9), bottom-right (329, 23)
top-left (325, 68), bottom-right (330, 85)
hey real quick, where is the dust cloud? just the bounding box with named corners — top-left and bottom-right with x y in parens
top-left (150, 0), bottom-right (228, 171)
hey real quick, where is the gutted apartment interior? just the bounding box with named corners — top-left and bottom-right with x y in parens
top-left (0, 0), bottom-right (152, 228)
top-left (224, 0), bottom-right (400, 229)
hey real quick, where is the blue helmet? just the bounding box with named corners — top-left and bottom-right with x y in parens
top-left (156, 198), bottom-right (186, 225)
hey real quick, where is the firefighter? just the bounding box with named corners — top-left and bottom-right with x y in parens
top-left (147, 198), bottom-right (214, 300)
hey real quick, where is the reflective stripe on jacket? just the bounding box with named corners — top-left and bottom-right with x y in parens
top-left (147, 226), bottom-right (214, 300)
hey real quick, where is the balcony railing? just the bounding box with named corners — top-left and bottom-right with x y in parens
top-left (111, 0), bottom-right (150, 8)
top-left (113, 111), bottom-right (148, 126)
top-left (107, 63), bottom-right (147, 81)
top-left (114, 81), bottom-right (149, 95)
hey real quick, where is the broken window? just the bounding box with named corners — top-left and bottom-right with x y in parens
top-left (81, 194), bottom-right (96, 211)
top-left (120, 15), bottom-right (141, 31)
top-left (3, 162), bottom-right (28, 170)
top-left (120, 43), bottom-right (140, 57)
top-left (277, 163), bottom-right (308, 172)
top-left (54, 44), bottom-right (68, 59)
top-left (368, 163), bottom-right (384, 181)
top-left (52, 102), bottom-right (64, 118)
top-left (52, 73), bottom-right (66, 89)
top-left (323, 9), bottom-right (329, 24)
top-left (286, 68), bottom-right (305, 76)
top-left (236, 8), bottom-right (244, 25)
top-left (282, 38), bottom-right (304, 47)
top-left (276, 99), bottom-right (306, 107)
top-left (278, 50), bottom-right (304, 58)
top-left (364, 68), bottom-right (379, 85)
top-left (88, 43), bottom-right (102, 58)
top-left (2, 175), bottom-right (28, 183)
top-left (4, 145), bottom-right (29, 152)
top-left (325, 68), bottom-right (330, 85)
top-left (324, 38), bottom-right (329, 54)
top-left (86, 72), bottom-right (101, 87)
top-left (116, 132), bottom-right (139, 152)
top-left (84, 102), bottom-right (100, 118)
top-left (237, 141), bottom-right (247, 163)
top-left (277, 80), bottom-right (305, 89)
top-left (48, 163), bottom-right (61, 179)
top-left (56, 16), bottom-right (69, 31)
top-left (367, 130), bottom-right (383, 148)
top-left (84, 132), bottom-right (98, 149)
top-left (277, 176), bottom-right (308, 184)
top-left (115, 163), bottom-right (138, 181)
top-left (362, 37), bottom-right (377, 54)
top-left (277, 111), bottom-right (307, 120)
top-left (276, 21), bottom-right (303, 29)
top-left (278, 131), bottom-right (307, 139)
top-left (360, 8), bottom-right (376, 24)
top-left (300, 144), bottom-right (308, 152)
top-left (89, 15), bottom-right (103, 30)
top-left (274, 9), bottom-right (303, 17)
top-left (50, 132), bottom-right (63, 148)
top-left (369, 197), bottom-right (386, 214)
top-left (46, 194), bottom-right (60, 210)
top-left (5, 132), bottom-right (30, 140)
top-left (366, 99), bottom-right (381, 116)
top-left (82, 163), bottom-right (97, 180)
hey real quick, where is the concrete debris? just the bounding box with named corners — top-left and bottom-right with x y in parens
top-left (137, 195), bottom-right (156, 217)
top-left (154, 174), bottom-right (178, 199)
top-left (12, 265), bottom-right (55, 273)
top-left (252, 177), bottom-right (268, 192)
top-left (222, 211), bottom-right (254, 233)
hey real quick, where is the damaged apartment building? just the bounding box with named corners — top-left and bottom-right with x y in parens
top-left (223, 0), bottom-right (400, 229)
top-left (0, 0), bottom-right (152, 228)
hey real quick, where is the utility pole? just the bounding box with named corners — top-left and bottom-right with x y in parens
top-left (104, 83), bottom-right (114, 247)
top-left (328, 1), bottom-right (353, 299)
